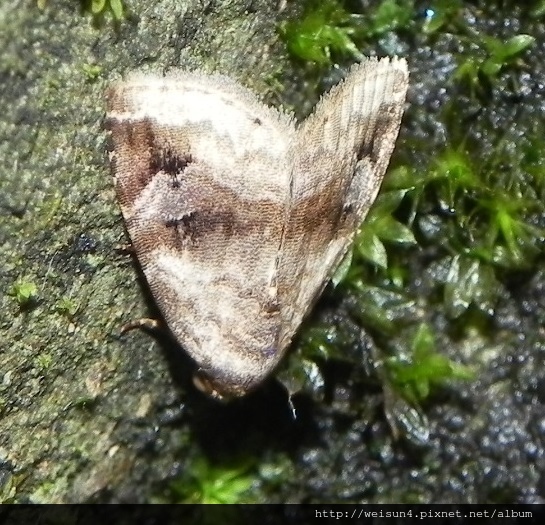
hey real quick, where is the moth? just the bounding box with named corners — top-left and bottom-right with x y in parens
top-left (106, 57), bottom-right (409, 400)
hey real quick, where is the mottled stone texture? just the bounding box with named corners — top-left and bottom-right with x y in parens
top-left (0, 0), bottom-right (285, 503)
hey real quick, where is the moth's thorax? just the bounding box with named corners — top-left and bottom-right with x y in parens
top-left (106, 59), bottom-right (409, 399)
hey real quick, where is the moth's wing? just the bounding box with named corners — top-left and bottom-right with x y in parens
top-left (106, 73), bottom-right (295, 396)
top-left (277, 58), bottom-right (409, 346)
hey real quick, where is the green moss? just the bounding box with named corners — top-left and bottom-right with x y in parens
top-left (165, 453), bottom-right (292, 505)
top-left (385, 323), bottom-right (474, 405)
top-left (279, 0), bottom-right (362, 65)
top-left (37, 0), bottom-right (127, 23)
top-left (278, 352), bottom-right (326, 399)
top-left (279, 0), bottom-right (413, 67)
top-left (55, 297), bottom-right (79, 317)
top-left (455, 34), bottom-right (535, 96)
top-left (34, 353), bottom-right (53, 370)
top-left (277, 2), bottom-right (544, 436)
top-left (533, 0), bottom-right (545, 17)
top-left (386, 134), bottom-right (544, 314)
top-left (8, 279), bottom-right (38, 307)
top-left (419, 0), bottom-right (464, 35)
top-left (81, 63), bottom-right (103, 81)
top-left (167, 456), bottom-right (256, 504)
top-left (86, 0), bottom-right (125, 21)
top-left (355, 189), bottom-right (417, 269)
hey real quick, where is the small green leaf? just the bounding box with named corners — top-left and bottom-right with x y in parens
top-left (82, 63), bottom-right (103, 80)
top-left (442, 255), bottom-right (497, 318)
top-left (421, 0), bottom-right (462, 35)
top-left (172, 456), bottom-right (255, 504)
top-left (354, 188), bottom-right (416, 267)
top-left (278, 358), bottom-right (325, 397)
top-left (56, 298), bottom-right (78, 317)
top-left (434, 149), bottom-right (477, 188)
top-left (383, 384), bottom-right (430, 444)
top-left (480, 59), bottom-right (502, 78)
top-left (383, 165), bottom-right (418, 192)
top-left (477, 193), bottom-right (543, 269)
top-left (367, 0), bottom-right (413, 37)
top-left (330, 249), bottom-right (353, 287)
top-left (357, 230), bottom-right (388, 268)
top-left (454, 56), bottom-right (480, 88)
top-left (91, 0), bottom-right (107, 14)
top-left (352, 284), bottom-right (416, 336)
top-left (489, 34), bottom-right (535, 62)
top-left (9, 280), bottom-right (38, 306)
top-left (372, 216), bottom-right (416, 245)
top-left (385, 323), bottom-right (474, 405)
top-left (371, 189), bottom-right (410, 214)
top-left (280, 1), bottom-right (362, 64)
top-left (109, 0), bottom-right (124, 20)
top-left (412, 322), bottom-right (434, 355)
top-left (532, 0), bottom-right (545, 17)
top-left (299, 324), bottom-right (346, 361)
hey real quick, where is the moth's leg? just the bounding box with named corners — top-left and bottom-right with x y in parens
top-left (115, 242), bottom-right (135, 255)
top-left (120, 318), bottom-right (163, 334)
top-left (115, 244), bottom-right (162, 335)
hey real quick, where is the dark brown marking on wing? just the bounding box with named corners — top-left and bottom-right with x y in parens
top-left (150, 147), bottom-right (193, 188)
top-left (106, 118), bottom-right (157, 208)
